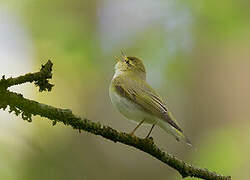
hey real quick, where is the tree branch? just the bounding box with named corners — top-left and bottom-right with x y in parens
top-left (0, 60), bottom-right (53, 91)
top-left (0, 60), bottom-right (231, 180)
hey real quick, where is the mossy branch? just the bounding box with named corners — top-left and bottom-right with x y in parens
top-left (0, 60), bottom-right (231, 180)
top-left (0, 60), bottom-right (53, 91)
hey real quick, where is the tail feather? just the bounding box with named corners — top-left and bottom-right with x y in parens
top-left (158, 120), bottom-right (193, 147)
top-left (183, 134), bottom-right (193, 147)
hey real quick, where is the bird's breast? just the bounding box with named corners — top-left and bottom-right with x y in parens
top-left (109, 84), bottom-right (156, 124)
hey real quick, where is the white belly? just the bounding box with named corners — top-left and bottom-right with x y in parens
top-left (109, 86), bottom-right (157, 125)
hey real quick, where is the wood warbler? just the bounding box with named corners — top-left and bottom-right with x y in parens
top-left (109, 50), bottom-right (191, 146)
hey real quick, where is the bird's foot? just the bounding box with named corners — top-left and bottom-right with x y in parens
top-left (129, 132), bottom-right (135, 137)
top-left (144, 136), bottom-right (154, 142)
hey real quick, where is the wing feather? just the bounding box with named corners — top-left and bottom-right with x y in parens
top-left (113, 76), bottom-right (183, 132)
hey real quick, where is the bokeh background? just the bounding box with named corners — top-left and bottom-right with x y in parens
top-left (0, 0), bottom-right (250, 179)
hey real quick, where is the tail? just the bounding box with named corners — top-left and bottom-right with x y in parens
top-left (158, 120), bottom-right (193, 147)
top-left (180, 134), bottom-right (193, 148)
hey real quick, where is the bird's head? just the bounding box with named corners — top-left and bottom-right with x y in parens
top-left (114, 50), bottom-right (146, 80)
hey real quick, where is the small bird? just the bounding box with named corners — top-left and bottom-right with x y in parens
top-left (109, 50), bottom-right (191, 146)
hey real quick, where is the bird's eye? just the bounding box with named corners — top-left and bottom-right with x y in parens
top-left (124, 57), bottom-right (129, 63)
top-left (125, 59), bottom-right (132, 66)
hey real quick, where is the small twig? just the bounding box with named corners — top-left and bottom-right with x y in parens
top-left (0, 60), bottom-right (231, 180)
top-left (0, 60), bottom-right (53, 91)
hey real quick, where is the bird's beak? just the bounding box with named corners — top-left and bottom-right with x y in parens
top-left (114, 49), bottom-right (128, 62)
top-left (121, 49), bottom-right (128, 62)
top-left (121, 49), bottom-right (126, 58)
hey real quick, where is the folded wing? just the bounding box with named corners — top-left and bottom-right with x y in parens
top-left (113, 76), bottom-right (183, 132)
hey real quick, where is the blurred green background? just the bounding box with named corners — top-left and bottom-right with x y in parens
top-left (0, 0), bottom-right (249, 179)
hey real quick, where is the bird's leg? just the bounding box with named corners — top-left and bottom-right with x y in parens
top-left (130, 120), bottom-right (144, 136)
top-left (145, 124), bottom-right (155, 138)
